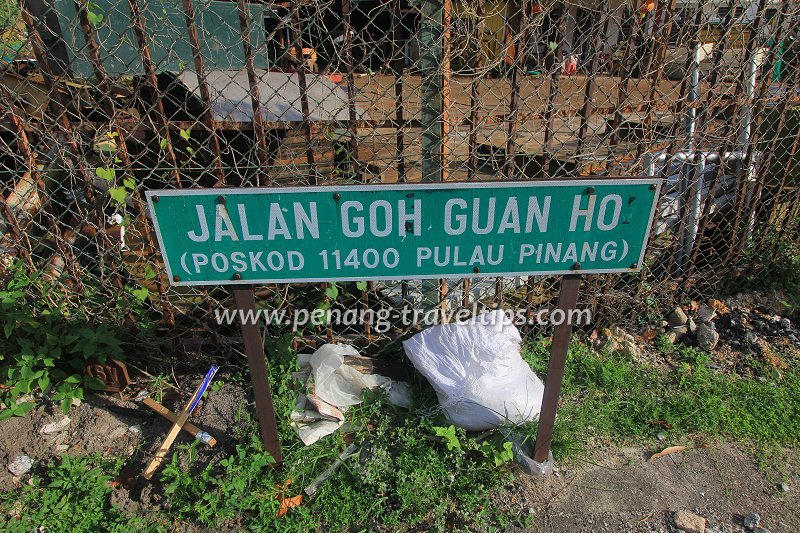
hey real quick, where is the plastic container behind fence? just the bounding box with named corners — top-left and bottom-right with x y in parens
top-left (563, 54), bottom-right (578, 76)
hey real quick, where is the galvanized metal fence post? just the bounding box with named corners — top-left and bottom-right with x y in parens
top-left (420, 0), bottom-right (444, 183)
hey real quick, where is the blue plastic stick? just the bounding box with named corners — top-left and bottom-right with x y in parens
top-left (189, 364), bottom-right (219, 413)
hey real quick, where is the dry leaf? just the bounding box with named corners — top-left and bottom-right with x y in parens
top-left (649, 445), bottom-right (687, 461)
top-left (275, 479), bottom-right (303, 518)
top-left (647, 420), bottom-right (673, 429)
top-left (641, 329), bottom-right (660, 341)
top-left (708, 299), bottom-right (730, 315)
top-left (277, 495), bottom-right (303, 517)
top-left (689, 300), bottom-right (700, 312)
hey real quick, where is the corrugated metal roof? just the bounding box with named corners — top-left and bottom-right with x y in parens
top-left (178, 70), bottom-right (369, 123)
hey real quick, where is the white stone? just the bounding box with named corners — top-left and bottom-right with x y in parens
top-left (40, 416), bottom-right (71, 435)
top-left (7, 456), bottom-right (33, 477)
top-left (669, 307), bottom-right (689, 327)
top-left (744, 513), bottom-right (761, 530)
top-left (696, 304), bottom-right (717, 324)
top-left (696, 324), bottom-right (720, 351)
top-left (14, 394), bottom-right (34, 406)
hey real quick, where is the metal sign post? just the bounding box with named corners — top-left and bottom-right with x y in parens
top-left (232, 286), bottom-right (283, 466)
top-left (146, 178), bottom-right (661, 465)
top-left (533, 274), bottom-right (582, 464)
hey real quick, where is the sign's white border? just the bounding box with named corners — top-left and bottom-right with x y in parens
top-left (145, 178), bottom-right (662, 286)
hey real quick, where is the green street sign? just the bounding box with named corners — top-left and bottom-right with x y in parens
top-left (146, 179), bottom-right (661, 286)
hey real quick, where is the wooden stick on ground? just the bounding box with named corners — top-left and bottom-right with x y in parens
top-left (141, 397), bottom-right (217, 447)
top-left (142, 365), bottom-right (218, 479)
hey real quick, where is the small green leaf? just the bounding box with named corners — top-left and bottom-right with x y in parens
top-left (159, 138), bottom-right (169, 150)
top-left (95, 166), bottom-right (115, 181)
top-left (87, 10), bottom-right (103, 27)
top-left (325, 284), bottom-right (339, 300)
top-left (179, 129), bottom-right (191, 141)
top-left (95, 139), bottom-right (117, 154)
top-left (356, 281), bottom-right (368, 291)
top-left (144, 265), bottom-right (158, 280)
top-left (86, 377), bottom-right (106, 390)
top-left (16, 402), bottom-right (35, 416)
top-left (132, 286), bottom-right (149, 301)
top-left (109, 187), bottom-right (127, 204)
top-left (84, 343), bottom-right (97, 358)
top-left (433, 425), bottom-right (462, 452)
top-left (123, 177), bottom-right (136, 190)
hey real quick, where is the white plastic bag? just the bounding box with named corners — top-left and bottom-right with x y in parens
top-left (291, 343), bottom-right (411, 445)
top-left (311, 343), bottom-right (388, 406)
top-left (402, 310), bottom-right (544, 430)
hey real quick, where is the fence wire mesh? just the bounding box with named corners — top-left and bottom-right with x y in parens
top-left (2, 0), bottom-right (800, 356)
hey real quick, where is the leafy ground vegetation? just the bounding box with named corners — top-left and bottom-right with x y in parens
top-left (1, 329), bottom-right (798, 530)
top-left (0, 262), bottom-right (146, 419)
top-left (1, 230), bottom-right (799, 530)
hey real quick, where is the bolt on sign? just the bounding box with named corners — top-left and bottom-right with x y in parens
top-left (146, 179), bottom-right (661, 286)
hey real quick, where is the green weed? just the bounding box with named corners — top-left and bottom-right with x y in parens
top-left (3, 333), bottom-right (799, 530)
top-left (0, 263), bottom-right (136, 417)
top-left (521, 338), bottom-right (800, 457)
top-left (154, 355), bottom-right (515, 530)
top-left (738, 220), bottom-right (800, 307)
top-left (0, 455), bottom-right (158, 532)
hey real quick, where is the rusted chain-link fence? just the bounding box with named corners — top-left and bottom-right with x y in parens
top-left (2, 0), bottom-right (800, 354)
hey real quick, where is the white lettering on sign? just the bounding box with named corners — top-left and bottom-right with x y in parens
top-left (155, 180), bottom-right (657, 285)
top-left (445, 196), bottom-right (552, 236)
top-left (444, 199), bottom-right (467, 235)
top-left (569, 195), bottom-right (596, 232)
top-left (517, 240), bottom-right (623, 264)
top-left (294, 203), bottom-right (319, 239)
top-left (597, 194), bottom-right (622, 230)
top-left (569, 194), bottom-right (622, 232)
top-left (342, 199), bottom-right (422, 238)
top-left (188, 250), bottom-right (304, 274)
top-left (239, 204), bottom-right (263, 241)
top-left (214, 204), bottom-right (239, 242)
top-left (187, 202), bottom-right (320, 242)
top-left (183, 193), bottom-right (627, 246)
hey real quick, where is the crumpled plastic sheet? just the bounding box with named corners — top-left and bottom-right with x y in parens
top-left (290, 343), bottom-right (410, 445)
